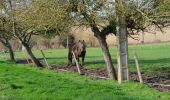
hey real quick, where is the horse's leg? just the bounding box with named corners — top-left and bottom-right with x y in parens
top-left (73, 57), bottom-right (79, 66)
top-left (77, 57), bottom-right (80, 63)
top-left (82, 51), bottom-right (86, 66)
top-left (82, 56), bottom-right (84, 66)
top-left (68, 52), bottom-right (72, 65)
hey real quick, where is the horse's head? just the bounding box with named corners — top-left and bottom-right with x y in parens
top-left (78, 40), bottom-right (86, 51)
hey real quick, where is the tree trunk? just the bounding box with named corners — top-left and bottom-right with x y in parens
top-left (96, 35), bottom-right (117, 80)
top-left (23, 43), bottom-right (43, 67)
top-left (115, 0), bottom-right (129, 83)
top-left (140, 32), bottom-right (144, 43)
top-left (7, 41), bottom-right (15, 61)
top-left (0, 39), bottom-right (15, 61)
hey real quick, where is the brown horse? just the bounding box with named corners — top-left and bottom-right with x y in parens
top-left (68, 40), bottom-right (86, 65)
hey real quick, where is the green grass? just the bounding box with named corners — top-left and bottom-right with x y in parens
top-left (14, 42), bottom-right (170, 76)
top-left (0, 61), bottom-right (170, 100)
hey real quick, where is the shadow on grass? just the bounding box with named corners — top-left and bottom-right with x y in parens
top-left (39, 56), bottom-right (103, 60)
top-left (85, 60), bottom-right (105, 65)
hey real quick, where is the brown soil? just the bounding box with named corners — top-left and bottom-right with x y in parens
top-left (50, 64), bottom-right (170, 92)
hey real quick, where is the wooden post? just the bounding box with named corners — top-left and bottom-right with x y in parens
top-left (72, 51), bottom-right (82, 75)
top-left (134, 50), bottom-right (143, 83)
top-left (140, 32), bottom-right (145, 44)
top-left (40, 50), bottom-right (50, 69)
top-left (22, 46), bottom-right (31, 65)
top-left (66, 36), bottom-right (69, 48)
top-left (23, 50), bottom-right (30, 64)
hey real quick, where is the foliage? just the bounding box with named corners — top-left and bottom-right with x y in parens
top-left (69, 0), bottom-right (117, 36)
top-left (69, 0), bottom-right (170, 36)
top-left (0, 16), bottom-right (13, 41)
top-left (0, 0), bottom-right (73, 43)
top-left (125, 0), bottom-right (170, 34)
top-left (17, 0), bottom-right (72, 38)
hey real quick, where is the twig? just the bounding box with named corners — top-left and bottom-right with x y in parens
top-left (57, 69), bottom-right (68, 72)
top-left (148, 83), bottom-right (170, 87)
top-left (84, 73), bottom-right (109, 80)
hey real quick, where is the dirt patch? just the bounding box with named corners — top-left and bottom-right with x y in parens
top-left (51, 64), bottom-right (170, 92)
top-left (16, 59), bottom-right (31, 64)
top-left (16, 58), bottom-right (44, 65)
top-left (130, 72), bottom-right (170, 92)
top-left (50, 64), bottom-right (108, 77)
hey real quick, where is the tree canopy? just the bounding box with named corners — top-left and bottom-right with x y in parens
top-left (126, 0), bottom-right (170, 35)
top-left (17, 0), bottom-right (72, 38)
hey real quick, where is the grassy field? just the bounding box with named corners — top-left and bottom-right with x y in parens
top-left (0, 43), bottom-right (170, 99)
top-left (14, 42), bottom-right (170, 76)
top-left (0, 61), bottom-right (170, 100)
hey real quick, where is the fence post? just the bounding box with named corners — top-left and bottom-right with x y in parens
top-left (23, 50), bottom-right (30, 64)
top-left (134, 50), bottom-right (143, 83)
top-left (40, 50), bottom-right (50, 69)
top-left (72, 51), bottom-right (82, 75)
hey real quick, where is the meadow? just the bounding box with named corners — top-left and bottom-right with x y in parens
top-left (15, 42), bottom-right (170, 76)
top-left (0, 43), bottom-right (170, 99)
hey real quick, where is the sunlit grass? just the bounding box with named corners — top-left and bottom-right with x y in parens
top-left (0, 61), bottom-right (169, 100)
top-left (13, 42), bottom-right (170, 76)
